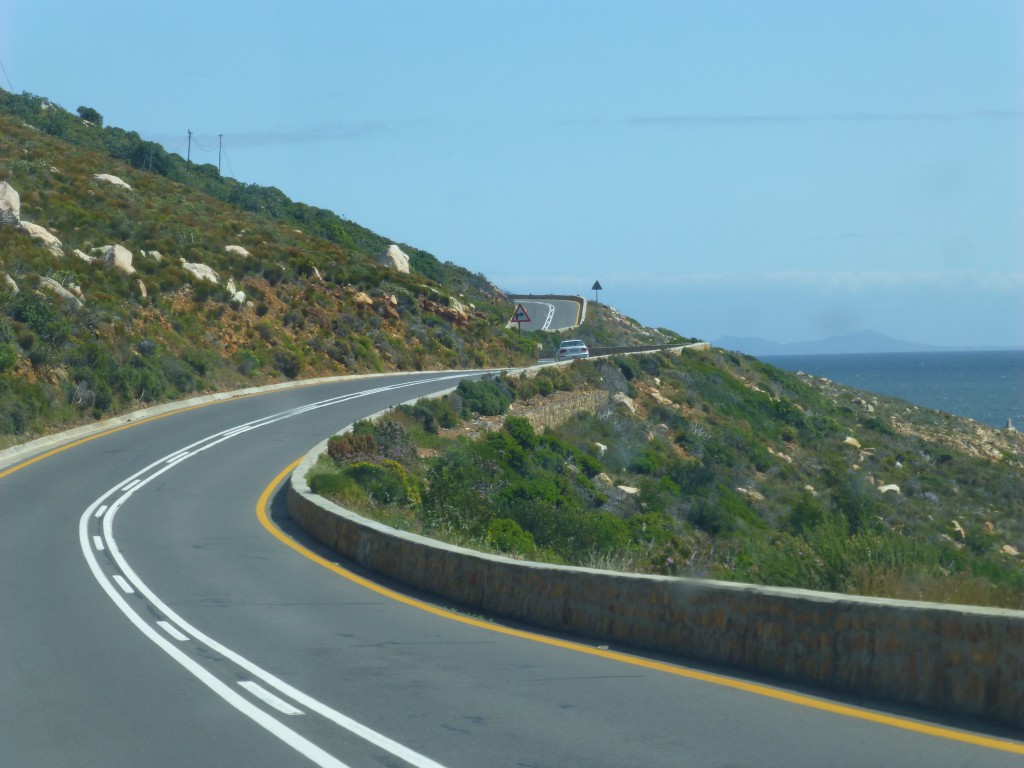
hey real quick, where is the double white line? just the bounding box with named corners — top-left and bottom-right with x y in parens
top-left (79, 376), bottom-right (473, 768)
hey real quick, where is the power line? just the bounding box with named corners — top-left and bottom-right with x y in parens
top-left (0, 58), bottom-right (13, 91)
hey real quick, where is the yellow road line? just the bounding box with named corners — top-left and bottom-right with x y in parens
top-left (258, 463), bottom-right (1024, 756)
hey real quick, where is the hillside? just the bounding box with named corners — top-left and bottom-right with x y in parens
top-left (0, 91), bottom-right (671, 448)
top-left (311, 349), bottom-right (1024, 609)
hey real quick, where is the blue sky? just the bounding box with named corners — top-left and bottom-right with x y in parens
top-left (5, 1), bottom-right (1023, 347)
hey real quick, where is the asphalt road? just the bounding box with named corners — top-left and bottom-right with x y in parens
top-left (508, 297), bottom-right (583, 332)
top-left (2, 371), bottom-right (1021, 767)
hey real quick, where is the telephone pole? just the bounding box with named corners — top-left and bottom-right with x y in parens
top-left (218, 134), bottom-right (223, 174)
top-left (186, 129), bottom-right (193, 169)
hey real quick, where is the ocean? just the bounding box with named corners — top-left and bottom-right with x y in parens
top-left (761, 350), bottom-right (1024, 430)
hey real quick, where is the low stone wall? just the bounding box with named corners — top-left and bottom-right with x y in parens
top-left (517, 390), bottom-right (608, 431)
top-left (288, 458), bottom-right (1023, 727)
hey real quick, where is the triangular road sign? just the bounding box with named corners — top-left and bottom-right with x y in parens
top-left (510, 303), bottom-right (531, 323)
top-left (592, 280), bottom-right (603, 291)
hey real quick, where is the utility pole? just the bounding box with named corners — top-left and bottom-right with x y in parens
top-left (218, 134), bottom-right (223, 174)
top-left (187, 129), bottom-right (193, 170)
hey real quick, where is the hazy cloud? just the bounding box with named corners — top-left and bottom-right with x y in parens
top-left (626, 111), bottom-right (1024, 128)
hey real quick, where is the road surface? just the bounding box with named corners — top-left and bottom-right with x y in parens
top-left (508, 295), bottom-right (584, 332)
top-left (2, 371), bottom-right (1021, 767)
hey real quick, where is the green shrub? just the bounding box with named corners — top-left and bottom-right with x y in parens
top-left (457, 377), bottom-right (512, 416)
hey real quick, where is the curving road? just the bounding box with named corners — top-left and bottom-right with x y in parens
top-left (2, 371), bottom-right (1021, 767)
top-left (507, 296), bottom-right (584, 332)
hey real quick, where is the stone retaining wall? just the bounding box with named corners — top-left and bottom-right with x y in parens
top-left (288, 458), bottom-right (1023, 727)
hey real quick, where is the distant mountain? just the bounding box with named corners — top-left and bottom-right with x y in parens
top-left (715, 330), bottom-right (953, 357)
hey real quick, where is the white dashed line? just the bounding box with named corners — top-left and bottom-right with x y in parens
top-left (112, 575), bottom-right (135, 594)
top-left (239, 681), bottom-right (304, 716)
top-left (94, 504), bottom-right (108, 519)
top-left (157, 621), bottom-right (189, 642)
top-left (93, 535), bottom-right (105, 551)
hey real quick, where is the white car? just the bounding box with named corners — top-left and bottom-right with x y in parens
top-left (556, 339), bottom-right (589, 359)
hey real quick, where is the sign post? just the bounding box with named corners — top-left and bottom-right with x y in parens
top-left (592, 280), bottom-right (603, 304)
top-left (509, 303), bottom-right (531, 331)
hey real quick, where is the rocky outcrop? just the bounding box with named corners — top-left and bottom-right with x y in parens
top-left (2, 273), bottom-right (18, 293)
top-left (98, 244), bottom-right (136, 274)
top-left (379, 244), bottom-right (410, 273)
top-left (72, 249), bottom-right (95, 263)
top-left (225, 245), bottom-right (251, 258)
top-left (180, 260), bottom-right (219, 284)
top-left (17, 221), bottom-right (64, 257)
top-left (93, 173), bottom-right (132, 190)
top-left (0, 181), bottom-right (21, 224)
top-left (38, 276), bottom-right (83, 310)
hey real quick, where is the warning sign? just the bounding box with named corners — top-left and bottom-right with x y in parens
top-left (509, 303), bottom-right (531, 330)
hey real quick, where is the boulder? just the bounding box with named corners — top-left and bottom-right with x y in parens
top-left (593, 472), bottom-right (614, 487)
top-left (225, 244), bottom-right (251, 258)
top-left (617, 485), bottom-right (640, 495)
top-left (378, 244), bottom-right (410, 273)
top-left (227, 278), bottom-right (237, 295)
top-left (594, 442), bottom-right (607, 457)
top-left (99, 244), bottom-right (136, 274)
top-left (2, 273), bottom-right (18, 293)
top-left (180, 260), bottom-right (219, 284)
top-left (877, 484), bottom-right (901, 495)
top-left (93, 173), bottom-right (132, 190)
top-left (737, 487), bottom-right (766, 502)
top-left (135, 279), bottom-right (147, 298)
top-left (1001, 544), bottom-right (1020, 557)
top-left (0, 181), bottom-right (21, 224)
top-left (38, 276), bottom-right (83, 310)
top-left (17, 221), bottom-right (64, 257)
top-left (612, 392), bottom-right (636, 414)
top-left (843, 436), bottom-right (862, 450)
top-left (72, 249), bottom-right (95, 263)
top-left (353, 291), bottom-right (374, 307)
top-left (230, 290), bottom-right (246, 306)
top-left (144, 250), bottom-right (163, 262)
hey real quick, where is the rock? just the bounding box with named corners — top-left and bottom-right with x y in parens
top-left (379, 244), bottom-right (410, 273)
top-left (877, 484), bottom-right (901, 495)
top-left (225, 244), bottom-right (251, 258)
top-left (951, 520), bottom-right (966, 540)
top-left (72, 249), bottom-right (95, 263)
top-left (737, 487), bottom-right (765, 502)
top-left (353, 291), bottom-right (374, 307)
top-left (983, 521), bottom-right (995, 533)
top-left (93, 173), bottom-right (132, 190)
top-left (180, 260), bottom-right (219, 284)
top-left (144, 250), bottom-right (163, 262)
top-left (804, 484), bottom-right (818, 496)
top-left (230, 290), bottom-right (246, 306)
top-left (3, 273), bottom-right (18, 293)
top-left (612, 392), bottom-right (636, 414)
top-left (617, 485), bottom-right (640, 495)
top-left (1001, 544), bottom-right (1020, 557)
top-left (38, 276), bottom-right (83, 310)
top-left (0, 181), bottom-right (21, 224)
top-left (594, 442), bottom-right (607, 457)
top-left (17, 221), bottom-right (64, 257)
top-left (853, 397), bottom-right (875, 413)
top-left (311, 266), bottom-right (324, 283)
top-left (594, 472), bottom-right (614, 487)
top-left (843, 436), bottom-right (862, 449)
top-left (99, 244), bottom-right (136, 274)
top-left (227, 278), bottom-right (237, 295)
top-left (135, 279), bottom-right (147, 298)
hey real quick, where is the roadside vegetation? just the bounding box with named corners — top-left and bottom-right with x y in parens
top-left (310, 350), bottom-right (1024, 609)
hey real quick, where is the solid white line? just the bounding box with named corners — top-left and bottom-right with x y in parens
top-left (157, 621), bottom-right (189, 641)
top-left (79, 376), bottom-right (474, 768)
top-left (79, 519), bottom-right (353, 768)
top-left (93, 535), bottom-right (105, 551)
top-left (239, 681), bottom-right (304, 716)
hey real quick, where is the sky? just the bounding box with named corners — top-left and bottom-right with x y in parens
top-left (5, 1), bottom-right (1023, 348)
